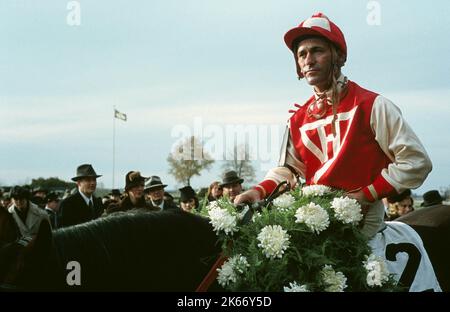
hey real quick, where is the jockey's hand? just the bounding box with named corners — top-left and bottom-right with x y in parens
top-left (345, 190), bottom-right (371, 215)
top-left (234, 189), bottom-right (261, 205)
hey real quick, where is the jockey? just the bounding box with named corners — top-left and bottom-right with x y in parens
top-left (235, 13), bottom-right (432, 238)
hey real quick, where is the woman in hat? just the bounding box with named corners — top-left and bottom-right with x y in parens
top-left (386, 189), bottom-right (414, 220)
top-left (179, 186), bottom-right (199, 213)
top-left (110, 171), bottom-right (158, 214)
top-left (206, 181), bottom-right (223, 203)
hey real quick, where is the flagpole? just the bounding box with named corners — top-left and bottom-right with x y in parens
top-left (113, 106), bottom-right (116, 189)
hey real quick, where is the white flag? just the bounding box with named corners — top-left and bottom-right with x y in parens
top-left (114, 109), bottom-right (127, 121)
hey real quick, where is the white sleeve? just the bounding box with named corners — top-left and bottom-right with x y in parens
top-left (370, 95), bottom-right (432, 193)
top-left (284, 137), bottom-right (306, 180)
top-left (278, 124), bottom-right (306, 179)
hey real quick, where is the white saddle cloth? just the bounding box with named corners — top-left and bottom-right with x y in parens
top-left (368, 221), bottom-right (441, 292)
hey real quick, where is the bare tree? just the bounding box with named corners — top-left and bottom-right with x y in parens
top-left (167, 136), bottom-right (214, 186)
top-left (222, 143), bottom-right (256, 184)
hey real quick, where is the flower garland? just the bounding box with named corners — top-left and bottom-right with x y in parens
top-left (198, 185), bottom-right (400, 292)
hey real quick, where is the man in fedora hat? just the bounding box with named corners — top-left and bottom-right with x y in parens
top-left (44, 192), bottom-right (60, 229)
top-left (221, 171), bottom-right (244, 202)
top-left (59, 164), bottom-right (104, 227)
top-left (8, 185), bottom-right (50, 240)
top-left (31, 186), bottom-right (48, 209)
top-left (144, 176), bottom-right (178, 211)
top-left (235, 12), bottom-right (432, 239)
top-left (109, 189), bottom-right (122, 202)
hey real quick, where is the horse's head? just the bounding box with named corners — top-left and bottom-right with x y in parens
top-left (3, 210), bottom-right (223, 291)
top-left (0, 219), bottom-right (53, 290)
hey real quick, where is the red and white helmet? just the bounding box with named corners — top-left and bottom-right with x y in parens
top-left (284, 13), bottom-right (347, 79)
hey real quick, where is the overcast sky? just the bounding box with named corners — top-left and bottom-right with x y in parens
top-left (1, 0), bottom-right (449, 195)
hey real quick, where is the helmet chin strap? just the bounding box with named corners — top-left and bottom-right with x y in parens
top-left (317, 44), bottom-right (341, 137)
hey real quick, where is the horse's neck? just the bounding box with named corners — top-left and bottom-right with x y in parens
top-left (0, 212), bottom-right (19, 246)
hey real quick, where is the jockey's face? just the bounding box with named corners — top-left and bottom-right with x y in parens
top-left (297, 37), bottom-right (334, 93)
top-left (222, 182), bottom-right (242, 202)
top-left (397, 198), bottom-right (413, 216)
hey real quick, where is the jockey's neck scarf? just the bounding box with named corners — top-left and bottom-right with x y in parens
top-left (308, 74), bottom-right (348, 136)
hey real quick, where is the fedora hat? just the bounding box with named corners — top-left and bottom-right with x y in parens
top-left (32, 186), bottom-right (48, 195)
top-left (421, 190), bottom-right (443, 207)
top-left (45, 192), bottom-right (59, 203)
top-left (10, 185), bottom-right (31, 200)
top-left (144, 176), bottom-right (168, 192)
top-left (179, 186), bottom-right (197, 202)
top-left (109, 189), bottom-right (122, 196)
top-left (125, 171), bottom-right (148, 191)
top-left (220, 171), bottom-right (244, 187)
top-left (72, 164), bottom-right (102, 181)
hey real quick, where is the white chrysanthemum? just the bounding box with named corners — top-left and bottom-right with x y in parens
top-left (302, 185), bottom-right (332, 197)
top-left (295, 203), bottom-right (330, 234)
top-left (206, 200), bottom-right (220, 211)
top-left (363, 254), bottom-right (390, 287)
top-left (321, 265), bottom-right (347, 292)
top-left (217, 254), bottom-right (250, 287)
top-left (257, 225), bottom-right (291, 259)
top-left (208, 206), bottom-right (238, 235)
top-left (331, 196), bottom-right (363, 224)
top-left (283, 281), bottom-right (310, 292)
top-left (252, 211), bottom-right (262, 222)
top-left (273, 193), bottom-right (296, 210)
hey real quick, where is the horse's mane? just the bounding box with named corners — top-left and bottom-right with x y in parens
top-left (48, 210), bottom-right (220, 291)
top-left (0, 207), bottom-right (19, 247)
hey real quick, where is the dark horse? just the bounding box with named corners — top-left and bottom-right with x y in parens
top-left (1, 205), bottom-right (449, 291)
top-left (0, 209), bottom-right (221, 291)
top-left (0, 207), bottom-right (22, 288)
